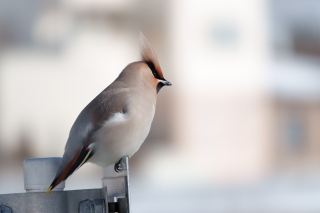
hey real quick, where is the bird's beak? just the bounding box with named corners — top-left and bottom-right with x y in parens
top-left (159, 79), bottom-right (172, 86)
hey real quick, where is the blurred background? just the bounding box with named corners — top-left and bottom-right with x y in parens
top-left (1, 0), bottom-right (320, 212)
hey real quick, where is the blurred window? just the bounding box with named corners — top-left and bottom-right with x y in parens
top-left (284, 115), bottom-right (304, 151)
top-left (271, 0), bottom-right (320, 58)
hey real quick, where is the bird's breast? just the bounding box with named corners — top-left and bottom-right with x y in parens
top-left (89, 99), bottom-right (156, 167)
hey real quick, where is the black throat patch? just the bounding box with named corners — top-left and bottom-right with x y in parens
top-left (157, 82), bottom-right (165, 93)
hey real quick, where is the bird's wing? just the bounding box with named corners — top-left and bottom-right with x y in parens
top-left (47, 86), bottom-right (131, 193)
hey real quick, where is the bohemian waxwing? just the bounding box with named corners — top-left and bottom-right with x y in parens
top-left (46, 32), bottom-right (171, 193)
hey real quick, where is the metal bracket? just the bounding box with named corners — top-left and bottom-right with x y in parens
top-left (102, 156), bottom-right (131, 213)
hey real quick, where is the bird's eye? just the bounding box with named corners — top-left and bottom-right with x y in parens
top-left (146, 61), bottom-right (160, 79)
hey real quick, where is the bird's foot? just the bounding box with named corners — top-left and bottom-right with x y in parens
top-left (114, 157), bottom-right (127, 173)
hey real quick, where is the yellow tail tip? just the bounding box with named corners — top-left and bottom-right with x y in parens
top-left (46, 186), bottom-right (52, 195)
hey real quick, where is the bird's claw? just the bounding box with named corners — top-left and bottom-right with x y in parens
top-left (114, 163), bottom-right (124, 172)
top-left (114, 157), bottom-right (127, 173)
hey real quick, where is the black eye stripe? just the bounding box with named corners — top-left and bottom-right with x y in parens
top-left (146, 61), bottom-right (161, 79)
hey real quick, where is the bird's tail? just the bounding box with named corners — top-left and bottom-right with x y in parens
top-left (46, 146), bottom-right (93, 194)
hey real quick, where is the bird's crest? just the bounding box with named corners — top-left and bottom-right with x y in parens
top-left (139, 32), bottom-right (164, 79)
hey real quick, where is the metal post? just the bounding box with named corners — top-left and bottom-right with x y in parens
top-left (102, 156), bottom-right (131, 213)
top-left (23, 158), bottom-right (65, 192)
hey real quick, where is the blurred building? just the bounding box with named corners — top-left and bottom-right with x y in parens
top-left (166, 0), bottom-right (320, 183)
top-left (1, 0), bottom-right (320, 212)
top-left (270, 0), bottom-right (320, 174)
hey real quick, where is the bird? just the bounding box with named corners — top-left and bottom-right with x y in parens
top-left (46, 32), bottom-right (171, 194)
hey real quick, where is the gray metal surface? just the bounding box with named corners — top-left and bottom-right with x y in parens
top-left (0, 189), bottom-right (104, 213)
